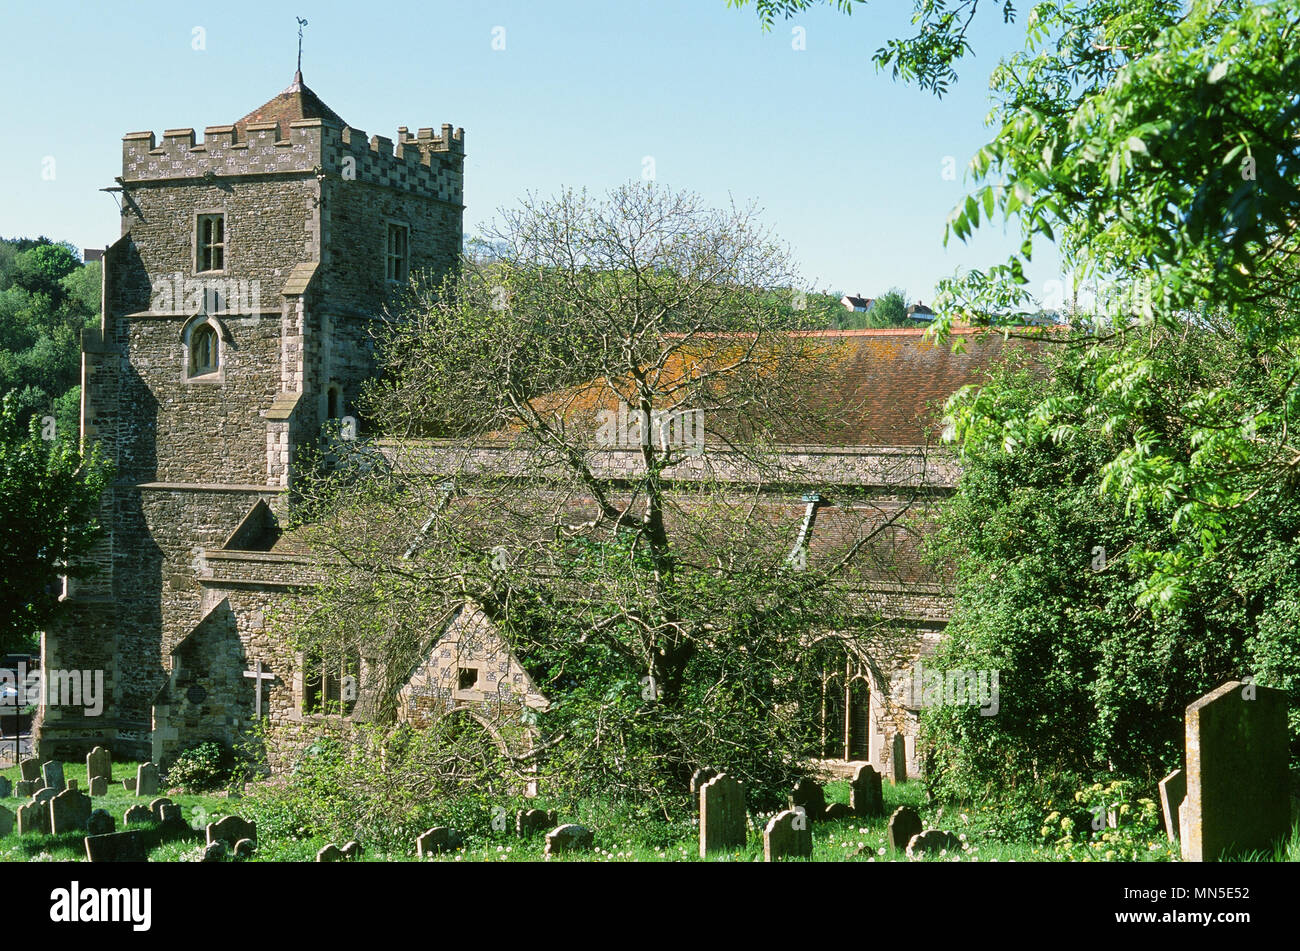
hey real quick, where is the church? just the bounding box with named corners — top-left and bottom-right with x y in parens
top-left (38, 72), bottom-right (1036, 784)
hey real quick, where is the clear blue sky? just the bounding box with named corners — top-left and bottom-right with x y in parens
top-left (0, 0), bottom-right (1061, 303)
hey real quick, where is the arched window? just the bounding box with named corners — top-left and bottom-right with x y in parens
top-left (190, 324), bottom-right (218, 376)
top-left (326, 384), bottom-right (342, 420)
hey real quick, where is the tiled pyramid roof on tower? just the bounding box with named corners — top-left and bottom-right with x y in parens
top-left (235, 71), bottom-right (349, 132)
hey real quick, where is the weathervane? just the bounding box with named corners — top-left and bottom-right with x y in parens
top-left (296, 17), bottom-right (308, 74)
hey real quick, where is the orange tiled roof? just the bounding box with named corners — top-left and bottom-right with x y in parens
top-left (235, 71), bottom-right (349, 133)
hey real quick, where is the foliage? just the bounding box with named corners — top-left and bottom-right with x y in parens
top-left (1041, 779), bottom-right (1176, 862)
top-left (162, 741), bottom-right (233, 793)
top-left (864, 287), bottom-right (910, 328)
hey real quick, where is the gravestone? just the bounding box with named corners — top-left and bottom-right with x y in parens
top-left (341, 841), bottom-right (363, 861)
top-left (544, 824), bottom-right (594, 857)
top-left (135, 763), bottom-right (159, 797)
top-left (86, 746), bottom-right (112, 784)
top-left (233, 839), bottom-right (256, 861)
top-left (89, 776), bottom-right (108, 797)
top-left (40, 761), bottom-right (65, 794)
top-left (906, 829), bottom-right (963, 859)
top-left (763, 809), bottom-right (812, 861)
top-left (1179, 680), bottom-right (1290, 862)
top-left (0, 777), bottom-right (10, 798)
top-left (699, 773), bottom-right (746, 857)
top-left (207, 815), bottom-right (256, 848)
top-left (201, 841), bottom-right (227, 863)
top-left (157, 803), bottom-right (187, 833)
top-left (890, 733), bottom-right (907, 785)
top-left (15, 780), bottom-right (38, 797)
top-left (418, 826), bottom-right (465, 857)
top-left (789, 778), bottom-right (826, 822)
top-left (0, 805), bottom-right (13, 837)
top-left (49, 788), bottom-right (92, 834)
top-left (316, 843), bottom-right (344, 862)
top-left (123, 805), bottom-right (152, 826)
top-left (68, 779), bottom-right (78, 792)
top-left (87, 809), bottom-right (115, 836)
top-left (887, 806), bottom-right (922, 852)
top-left (850, 763), bottom-right (884, 817)
top-left (1158, 769), bottom-right (1186, 842)
top-left (149, 798), bottom-right (174, 822)
top-left (19, 758), bottom-right (40, 782)
top-left (32, 787), bottom-right (57, 806)
top-left (824, 802), bottom-right (852, 821)
top-left (122, 777), bottom-right (136, 793)
top-left (17, 800), bottom-right (48, 835)
top-left (84, 830), bottom-right (149, 862)
top-left (690, 767), bottom-right (719, 810)
top-left (516, 808), bottom-right (555, 836)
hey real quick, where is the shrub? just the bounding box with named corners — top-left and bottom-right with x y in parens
top-left (163, 741), bottom-right (232, 792)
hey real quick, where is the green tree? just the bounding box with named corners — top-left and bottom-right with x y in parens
top-left (864, 287), bottom-right (909, 328)
top-left (0, 391), bottom-right (110, 653)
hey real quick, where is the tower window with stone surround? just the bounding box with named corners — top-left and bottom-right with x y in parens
top-left (386, 222), bottom-right (410, 283)
top-left (189, 324), bottom-right (219, 376)
top-left (197, 213), bottom-right (225, 272)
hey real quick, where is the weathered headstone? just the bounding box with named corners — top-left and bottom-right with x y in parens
top-left (850, 763), bottom-right (884, 817)
top-left (17, 800), bottom-right (48, 835)
top-left (690, 767), bottom-right (719, 810)
top-left (699, 773), bottom-right (746, 857)
top-left (32, 786), bottom-right (57, 806)
top-left (763, 809), bottom-right (812, 861)
top-left (418, 826), bottom-right (465, 857)
top-left (86, 745), bottom-right (112, 784)
top-left (823, 802), bottom-right (852, 821)
top-left (84, 830), bottom-right (149, 862)
top-left (0, 805), bottom-right (13, 837)
top-left (40, 761), bottom-right (65, 794)
top-left (89, 776), bottom-right (108, 797)
top-left (789, 778), bottom-right (826, 821)
top-left (887, 805), bottom-right (922, 851)
top-left (122, 777), bottom-right (136, 793)
top-left (15, 780), bottom-right (38, 797)
top-left (49, 788), bottom-right (92, 834)
top-left (67, 779), bottom-right (78, 792)
top-left (201, 841), bottom-right (226, 862)
top-left (515, 808), bottom-right (555, 836)
top-left (906, 829), bottom-right (963, 859)
top-left (544, 824), bottom-right (594, 857)
top-left (316, 843), bottom-right (344, 862)
top-left (135, 763), bottom-right (159, 797)
top-left (1158, 769), bottom-right (1186, 842)
top-left (206, 815), bottom-right (256, 848)
top-left (87, 809), bottom-right (115, 836)
top-left (157, 803), bottom-right (187, 833)
top-left (1179, 680), bottom-right (1290, 862)
top-left (0, 777), bottom-right (11, 799)
top-left (149, 797), bottom-right (174, 822)
top-left (233, 838), bottom-right (255, 861)
top-left (341, 840), bottom-right (363, 861)
top-left (890, 733), bottom-right (907, 784)
top-left (123, 805), bottom-right (152, 826)
top-left (19, 758), bottom-right (40, 782)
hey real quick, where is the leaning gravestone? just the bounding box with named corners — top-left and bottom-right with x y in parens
top-left (690, 767), bottom-right (719, 811)
top-left (86, 746), bottom-right (112, 784)
top-left (763, 809), bottom-right (812, 861)
top-left (233, 839), bottom-right (256, 861)
top-left (19, 758), bottom-right (40, 782)
top-left (84, 830), bottom-right (149, 862)
top-left (906, 829), bottom-right (963, 860)
top-left (890, 734), bottom-right (907, 785)
top-left (341, 841), bottom-right (363, 861)
top-left (87, 809), bottom-right (115, 837)
top-left (417, 826), bottom-right (464, 857)
top-left (1158, 769), bottom-right (1186, 842)
top-left (544, 824), bottom-right (594, 857)
top-left (887, 806), bottom-right (922, 852)
top-left (316, 843), bottom-right (344, 862)
top-left (699, 773), bottom-right (746, 857)
top-left (15, 780), bottom-right (38, 797)
top-left (135, 763), bottom-right (159, 797)
top-left (0, 777), bottom-right (10, 799)
top-left (49, 788), bottom-right (92, 834)
top-left (789, 778), bottom-right (826, 822)
top-left (824, 802), bottom-right (852, 821)
top-left (17, 800), bottom-right (49, 835)
top-left (122, 777), bottom-right (136, 793)
top-left (850, 763), bottom-right (884, 817)
top-left (516, 808), bottom-right (556, 836)
top-left (206, 815), bottom-right (256, 848)
top-left (123, 805), bottom-right (152, 826)
top-left (1179, 680), bottom-right (1290, 862)
top-left (41, 761), bottom-right (65, 794)
top-left (0, 805), bottom-right (13, 836)
top-left (89, 776), bottom-right (108, 797)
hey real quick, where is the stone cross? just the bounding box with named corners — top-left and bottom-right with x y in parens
top-left (243, 660), bottom-right (275, 718)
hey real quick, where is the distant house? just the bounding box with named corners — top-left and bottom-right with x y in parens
top-left (840, 293), bottom-right (872, 312)
top-left (905, 302), bottom-right (935, 323)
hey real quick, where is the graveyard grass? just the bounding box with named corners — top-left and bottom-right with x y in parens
top-left (6, 764), bottom-right (1296, 861)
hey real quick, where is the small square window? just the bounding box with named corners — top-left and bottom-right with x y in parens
top-left (457, 667), bottom-right (478, 691)
top-left (386, 222), bottom-right (409, 283)
top-left (197, 214), bottom-right (225, 272)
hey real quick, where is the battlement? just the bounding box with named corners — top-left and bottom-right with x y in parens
top-left (122, 119), bottom-right (465, 205)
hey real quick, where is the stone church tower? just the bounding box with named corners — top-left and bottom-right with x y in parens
top-left (39, 73), bottom-right (465, 760)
